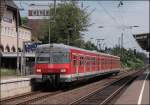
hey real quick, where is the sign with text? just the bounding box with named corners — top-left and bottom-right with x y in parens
top-left (24, 42), bottom-right (41, 52)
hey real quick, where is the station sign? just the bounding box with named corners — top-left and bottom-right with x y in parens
top-left (24, 42), bottom-right (41, 52)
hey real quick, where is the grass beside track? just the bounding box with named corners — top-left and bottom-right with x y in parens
top-left (0, 68), bottom-right (17, 76)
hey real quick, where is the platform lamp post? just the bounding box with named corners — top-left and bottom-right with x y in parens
top-left (16, 5), bottom-right (24, 75)
top-left (120, 25), bottom-right (140, 59)
top-left (89, 38), bottom-right (95, 50)
top-left (120, 25), bottom-right (139, 70)
top-left (102, 43), bottom-right (106, 51)
top-left (16, 9), bottom-right (20, 75)
top-left (97, 26), bottom-right (104, 52)
top-left (96, 39), bottom-right (104, 52)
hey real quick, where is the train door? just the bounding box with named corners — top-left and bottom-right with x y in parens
top-left (98, 56), bottom-right (100, 72)
top-left (86, 56), bottom-right (90, 74)
top-left (98, 55), bottom-right (101, 72)
top-left (110, 57), bottom-right (112, 70)
top-left (91, 57), bottom-right (94, 73)
top-left (72, 54), bottom-right (79, 79)
top-left (104, 57), bottom-right (106, 71)
top-left (90, 57), bottom-right (92, 73)
top-left (84, 56), bottom-right (86, 76)
top-left (102, 56), bottom-right (105, 72)
top-left (97, 55), bottom-right (99, 72)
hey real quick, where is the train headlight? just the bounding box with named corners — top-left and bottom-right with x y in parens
top-left (60, 69), bottom-right (66, 73)
top-left (37, 69), bottom-right (41, 72)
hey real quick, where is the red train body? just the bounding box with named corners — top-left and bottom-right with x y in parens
top-left (35, 44), bottom-right (120, 85)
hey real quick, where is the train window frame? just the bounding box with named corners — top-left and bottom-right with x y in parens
top-left (79, 56), bottom-right (82, 66)
top-left (79, 56), bottom-right (84, 66)
top-left (73, 54), bottom-right (78, 66)
top-left (87, 56), bottom-right (90, 66)
top-left (84, 56), bottom-right (88, 65)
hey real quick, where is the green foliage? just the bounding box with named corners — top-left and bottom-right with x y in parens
top-left (110, 46), bottom-right (147, 69)
top-left (1, 68), bottom-right (16, 76)
top-left (21, 17), bottom-right (28, 25)
top-left (84, 41), bottom-right (97, 50)
top-left (41, 1), bottom-right (91, 47)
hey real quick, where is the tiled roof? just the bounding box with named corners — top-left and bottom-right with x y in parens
top-left (5, 0), bottom-right (18, 9)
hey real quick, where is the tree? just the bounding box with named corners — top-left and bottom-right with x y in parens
top-left (21, 17), bottom-right (28, 25)
top-left (41, 1), bottom-right (91, 47)
top-left (84, 41), bottom-right (97, 51)
top-left (110, 46), bottom-right (147, 69)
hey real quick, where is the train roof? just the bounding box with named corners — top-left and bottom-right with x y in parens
top-left (37, 43), bottom-right (120, 59)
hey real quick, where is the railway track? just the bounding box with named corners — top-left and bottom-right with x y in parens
top-left (0, 69), bottom-right (145, 105)
top-left (70, 70), bottom-right (143, 105)
top-left (0, 90), bottom-right (61, 105)
top-left (31, 70), bottom-right (140, 104)
top-left (0, 71), bottom-right (126, 105)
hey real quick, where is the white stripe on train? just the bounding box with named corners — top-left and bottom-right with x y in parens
top-left (60, 68), bottom-right (120, 79)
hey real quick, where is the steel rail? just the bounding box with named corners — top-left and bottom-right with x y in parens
top-left (70, 70), bottom-right (143, 105)
top-left (0, 91), bottom-right (61, 105)
top-left (99, 76), bottom-right (137, 105)
top-left (16, 90), bottom-right (61, 105)
top-left (0, 91), bottom-right (41, 103)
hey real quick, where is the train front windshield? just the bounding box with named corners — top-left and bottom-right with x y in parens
top-left (36, 49), bottom-right (70, 64)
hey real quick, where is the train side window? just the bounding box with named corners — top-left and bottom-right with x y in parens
top-left (82, 56), bottom-right (84, 65)
top-left (80, 56), bottom-right (84, 65)
top-left (102, 59), bottom-right (104, 65)
top-left (79, 56), bottom-right (81, 65)
top-left (96, 58), bottom-right (99, 65)
top-left (73, 55), bottom-right (77, 66)
top-left (87, 57), bottom-right (90, 66)
top-left (85, 56), bottom-right (87, 65)
top-left (79, 56), bottom-right (83, 66)
top-left (94, 57), bottom-right (96, 65)
top-left (100, 59), bottom-right (102, 66)
top-left (91, 57), bottom-right (94, 65)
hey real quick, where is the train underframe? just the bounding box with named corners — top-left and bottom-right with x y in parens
top-left (42, 73), bottom-right (61, 88)
top-left (41, 70), bottom-right (120, 88)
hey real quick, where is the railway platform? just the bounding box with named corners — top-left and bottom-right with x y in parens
top-left (0, 75), bottom-right (42, 99)
top-left (0, 75), bottom-right (42, 80)
top-left (115, 69), bottom-right (150, 105)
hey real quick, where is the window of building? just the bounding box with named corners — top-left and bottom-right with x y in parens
top-left (0, 44), bottom-right (4, 52)
top-left (36, 10), bottom-right (39, 16)
top-left (18, 48), bottom-right (21, 52)
top-left (8, 27), bottom-right (10, 35)
top-left (5, 27), bottom-right (7, 35)
top-left (39, 10), bottom-right (43, 16)
top-left (43, 10), bottom-right (46, 16)
top-left (11, 28), bottom-right (13, 36)
top-left (32, 10), bottom-right (37, 16)
top-left (46, 10), bottom-right (49, 16)
top-left (11, 46), bottom-right (16, 52)
top-left (5, 45), bottom-right (10, 52)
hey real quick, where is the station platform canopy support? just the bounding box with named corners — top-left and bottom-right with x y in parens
top-left (133, 33), bottom-right (150, 52)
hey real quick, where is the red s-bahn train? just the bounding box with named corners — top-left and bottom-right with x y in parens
top-left (35, 44), bottom-right (121, 86)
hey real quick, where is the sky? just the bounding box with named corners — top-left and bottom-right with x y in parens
top-left (15, 0), bottom-right (149, 55)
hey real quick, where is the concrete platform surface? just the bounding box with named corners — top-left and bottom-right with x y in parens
top-left (115, 69), bottom-right (150, 105)
top-left (0, 75), bottom-right (42, 81)
top-left (0, 75), bottom-right (42, 98)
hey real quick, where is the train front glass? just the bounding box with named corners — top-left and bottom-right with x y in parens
top-left (35, 48), bottom-right (70, 64)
